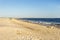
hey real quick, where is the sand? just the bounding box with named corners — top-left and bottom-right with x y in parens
top-left (0, 18), bottom-right (60, 40)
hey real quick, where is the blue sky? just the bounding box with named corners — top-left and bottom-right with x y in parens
top-left (0, 0), bottom-right (60, 18)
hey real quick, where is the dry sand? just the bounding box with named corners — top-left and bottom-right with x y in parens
top-left (0, 18), bottom-right (60, 40)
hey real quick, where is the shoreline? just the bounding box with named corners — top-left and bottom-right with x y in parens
top-left (16, 19), bottom-right (60, 28)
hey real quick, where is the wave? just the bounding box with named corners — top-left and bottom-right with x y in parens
top-left (23, 20), bottom-right (60, 25)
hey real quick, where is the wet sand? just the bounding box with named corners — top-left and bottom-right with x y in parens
top-left (0, 18), bottom-right (60, 40)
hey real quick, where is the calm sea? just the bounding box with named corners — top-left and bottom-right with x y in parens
top-left (17, 18), bottom-right (60, 25)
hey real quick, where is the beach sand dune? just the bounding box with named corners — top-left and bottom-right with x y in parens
top-left (0, 18), bottom-right (60, 40)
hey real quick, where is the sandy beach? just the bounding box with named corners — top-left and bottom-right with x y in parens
top-left (0, 18), bottom-right (60, 40)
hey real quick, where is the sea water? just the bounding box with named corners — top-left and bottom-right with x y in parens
top-left (17, 18), bottom-right (60, 25)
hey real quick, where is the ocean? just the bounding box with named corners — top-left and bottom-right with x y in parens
top-left (17, 18), bottom-right (60, 25)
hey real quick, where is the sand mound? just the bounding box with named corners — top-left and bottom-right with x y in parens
top-left (0, 18), bottom-right (60, 40)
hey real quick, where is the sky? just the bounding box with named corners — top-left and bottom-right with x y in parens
top-left (0, 0), bottom-right (60, 18)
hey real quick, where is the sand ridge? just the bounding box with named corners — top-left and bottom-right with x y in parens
top-left (0, 18), bottom-right (60, 40)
